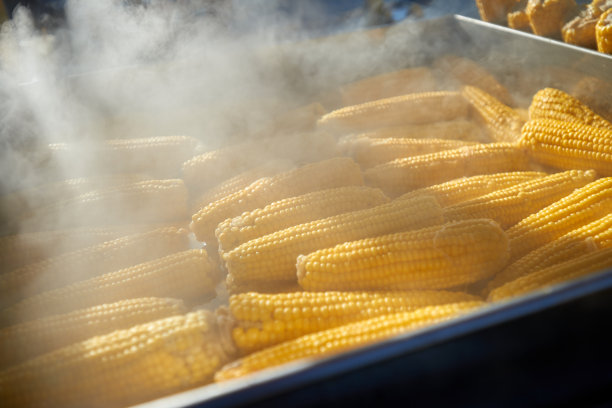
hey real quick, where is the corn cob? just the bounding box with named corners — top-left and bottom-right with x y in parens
top-left (230, 290), bottom-right (481, 354)
top-left (399, 171), bottom-right (547, 207)
top-left (562, 5), bottom-right (602, 48)
top-left (444, 170), bottom-right (596, 229)
top-left (216, 186), bottom-right (389, 254)
top-left (571, 76), bottom-right (612, 122)
top-left (339, 67), bottom-right (438, 106)
top-left (49, 136), bottom-right (199, 178)
top-left (363, 143), bottom-right (530, 197)
top-left (526, 0), bottom-right (578, 38)
top-left (225, 275), bottom-right (303, 295)
top-left (0, 226), bottom-right (190, 308)
top-left (344, 120), bottom-right (487, 142)
top-left (476, 0), bottom-right (520, 24)
top-left (462, 86), bottom-right (525, 143)
top-left (508, 1), bottom-right (533, 32)
top-left (520, 119), bottom-right (612, 175)
top-left (485, 213), bottom-right (612, 294)
top-left (0, 297), bottom-right (187, 368)
top-left (317, 91), bottom-right (469, 132)
top-left (596, 7), bottom-right (612, 52)
top-left (506, 177), bottom-right (612, 261)
top-left (488, 246), bottom-right (612, 302)
top-left (340, 137), bottom-right (478, 168)
top-left (432, 55), bottom-right (514, 106)
top-left (224, 195), bottom-right (443, 285)
top-left (215, 302), bottom-right (483, 382)
top-left (297, 219), bottom-right (508, 292)
top-left (0, 310), bottom-right (236, 408)
top-left (262, 102), bottom-right (327, 136)
top-left (528, 88), bottom-right (612, 130)
top-left (1, 249), bottom-right (220, 325)
top-left (190, 157), bottom-right (364, 243)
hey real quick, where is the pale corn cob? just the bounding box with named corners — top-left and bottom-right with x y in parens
top-left (345, 120), bottom-right (487, 142)
top-left (488, 246), bottom-right (612, 301)
top-left (444, 170), bottom-right (596, 229)
top-left (0, 310), bottom-right (236, 408)
top-left (432, 55), bottom-right (514, 106)
top-left (596, 8), bottom-right (612, 52)
top-left (526, 0), bottom-right (578, 38)
top-left (528, 88), bottom-right (612, 130)
top-left (520, 119), bottom-right (612, 175)
top-left (339, 67), bottom-right (438, 106)
top-left (399, 171), bottom-right (547, 207)
top-left (0, 297), bottom-right (187, 368)
top-left (190, 157), bottom-right (364, 243)
top-left (223, 195), bottom-right (443, 285)
top-left (225, 275), bottom-right (303, 295)
top-left (476, 0), bottom-right (520, 24)
top-left (340, 137), bottom-right (478, 168)
top-left (0, 249), bottom-right (220, 325)
top-left (317, 91), bottom-right (469, 132)
top-left (49, 136), bottom-right (199, 178)
top-left (230, 290), bottom-right (481, 353)
top-left (297, 219), bottom-right (508, 292)
top-left (215, 302), bottom-right (483, 382)
top-left (462, 85), bottom-right (525, 143)
top-left (485, 213), bottom-right (612, 294)
top-left (216, 186), bottom-right (389, 254)
top-left (363, 143), bottom-right (530, 197)
top-left (571, 76), bottom-right (612, 122)
top-left (507, 177), bottom-right (612, 261)
top-left (0, 226), bottom-right (190, 308)
top-left (21, 179), bottom-right (189, 231)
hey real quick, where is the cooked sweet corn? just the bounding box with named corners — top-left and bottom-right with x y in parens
top-left (526, 0), bottom-right (577, 38)
top-left (596, 7), bottom-right (612, 52)
top-left (344, 120), bottom-right (487, 142)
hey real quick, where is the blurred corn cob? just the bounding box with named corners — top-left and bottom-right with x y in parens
top-left (1, 249), bottom-right (220, 325)
top-left (224, 195), bottom-right (443, 286)
top-left (520, 119), bottom-right (612, 175)
top-left (215, 302), bottom-right (483, 382)
top-left (476, 0), bottom-right (520, 24)
top-left (216, 186), bottom-right (389, 254)
top-left (0, 297), bottom-right (187, 368)
top-left (508, 1), bottom-right (533, 31)
top-left (488, 246), bottom-right (612, 301)
top-left (0, 226), bottom-right (190, 307)
top-left (526, 0), bottom-right (578, 38)
top-left (444, 170), bottom-right (596, 229)
top-left (596, 7), bottom-right (612, 52)
top-left (364, 143), bottom-right (530, 197)
top-left (343, 120), bottom-right (487, 142)
top-left (562, 0), bottom-right (612, 48)
top-left (190, 157), bottom-right (364, 244)
top-left (230, 290), bottom-right (481, 354)
top-left (0, 310), bottom-right (236, 408)
top-left (571, 76), bottom-right (612, 122)
top-left (317, 91), bottom-right (469, 132)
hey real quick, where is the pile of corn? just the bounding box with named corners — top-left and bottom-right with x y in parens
top-left (0, 56), bottom-right (611, 407)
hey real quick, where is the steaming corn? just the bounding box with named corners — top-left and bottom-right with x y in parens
top-left (342, 120), bottom-right (487, 142)
top-left (223, 195), bottom-right (443, 286)
top-left (230, 290), bottom-right (481, 353)
top-left (0, 249), bottom-right (220, 325)
top-left (571, 76), bottom-right (612, 122)
top-left (461, 85), bottom-right (524, 142)
top-left (399, 171), bottom-right (547, 207)
top-left (317, 91), bottom-right (469, 132)
top-left (507, 177), bottom-right (612, 261)
top-left (363, 142), bottom-right (530, 197)
top-left (190, 157), bottom-right (364, 244)
top-left (216, 186), bottom-right (389, 254)
top-left (297, 219), bottom-right (509, 292)
top-left (526, 0), bottom-right (577, 38)
top-left (520, 119), bottom-right (612, 175)
top-left (488, 246), bottom-right (612, 301)
top-left (0, 297), bottom-right (187, 368)
top-left (443, 170), bottom-right (596, 229)
top-left (0, 226), bottom-right (190, 308)
top-left (485, 213), bottom-right (612, 295)
top-left (215, 302), bottom-right (484, 382)
top-left (0, 310), bottom-right (236, 408)
top-left (596, 8), bottom-right (612, 52)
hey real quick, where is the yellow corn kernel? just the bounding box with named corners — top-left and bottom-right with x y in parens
top-left (526, 0), bottom-right (578, 38)
top-left (343, 120), bottom-right (487, 142)
top-left (215, 302), bottom-right (484, 382)
top-left (0, 310), bottom-right (236, 408)
top-left (363, 142), bottom-right (530, 198)
top-left (230, 290), bottom-right (481, 354)
top-left (520, 119), bottom-right (612, 176)
top-left (596, 8), bottom-right (612, 52)
top-left (223, 195), bottom-right (444, 285)
top-left (488, 246), bottom-right (612, 302)
top-left (216, 186), bottom-right (389, 254)
top-left (444, 170), bottom-right (596, 229)
top-left (0, 297), bottom-right (187, 368)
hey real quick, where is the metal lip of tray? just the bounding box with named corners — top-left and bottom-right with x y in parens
top-left (135, 14), bottom-right (612, 408)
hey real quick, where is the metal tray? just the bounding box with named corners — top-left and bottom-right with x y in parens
top-left (135, 14), bottom-right (612, 408)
